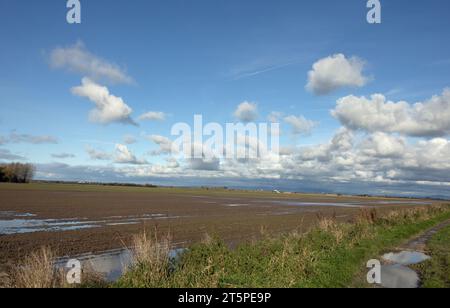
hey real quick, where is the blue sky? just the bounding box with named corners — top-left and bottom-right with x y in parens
top-left (1, 0), bottom-right (450, 197)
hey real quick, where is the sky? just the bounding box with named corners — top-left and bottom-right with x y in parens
top-left (1, 0), bottom-right (450, 198)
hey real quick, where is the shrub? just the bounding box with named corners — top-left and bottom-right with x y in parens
top-left (0, 163), bottom-right (36, 183)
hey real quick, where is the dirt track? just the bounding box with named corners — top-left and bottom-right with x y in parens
top-left (0, 183), bottom-right (441, 268)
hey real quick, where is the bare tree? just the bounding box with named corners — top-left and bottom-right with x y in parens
top-left (0, 163), bottom-right (36, 183)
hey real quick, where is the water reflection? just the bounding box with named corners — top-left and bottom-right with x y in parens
top-left (381, 264), bottom-right (420, 288)
top-left (56, 248), bottom-right (185, 282)
top-left (380, 250), bottom-right (431, 288)
top-left (0, 213), bottom-right (183, 235)
top-left (382, 251), bottom-right (430, 266)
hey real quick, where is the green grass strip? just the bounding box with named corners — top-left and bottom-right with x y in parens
top-left (414, 223), bottom-right (450, 288)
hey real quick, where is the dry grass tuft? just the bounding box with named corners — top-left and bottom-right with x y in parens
top-left (127, 231), bottom-right (172, 286)
top-left (202, 233), bottom-right (214, 245)
top-left (132, 231), bottom-right (171, 266)
top-left (12, 247), bottom-right (62, 288)
top-left (317, 216), bottom-right (346, 243)
top-left (356, 208), bottom-right (379, 225)
top-left (0, 272), bottom-right (12, 288)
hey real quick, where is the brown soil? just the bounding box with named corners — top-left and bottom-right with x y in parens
top-left (0, 183), bottom-right (441, 269)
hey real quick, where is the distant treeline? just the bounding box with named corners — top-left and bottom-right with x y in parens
top-left (0, 163), bottom-right (36, 183)
top-left (33, 180), bottom-right (158, 188)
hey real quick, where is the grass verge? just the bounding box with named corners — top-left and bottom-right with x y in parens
top-left (6, 205), bottom-right (449, 288)
top-left (115, 205), bottom-right (450, 288)
top-left (414, 224), bottom-right (450, 288)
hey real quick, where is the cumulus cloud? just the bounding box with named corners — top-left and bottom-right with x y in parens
top-left (234, 101), bottom-right (258, 122)
top-left (114, 144), bottom-right (148, 165)
top-left (0, 132), bottom-right (58, 145)
top-left (138, 111), bottom-right (166, 122)
top-left (297, 127), bottom-right (353, 163)
top-left (284, 115), bottom-right (317, 135)
top-left (306, 54), bottom-right (369, 95)
top-left (86, 147), bottom-right (111, 161)
top-left (188, 158), bottom-right (221, 171)
top-left (332, 89), bottom-right (450, 137)
top-left (165, 157), bottom-right (180, 169)
top-left (286, 126), bottom-right (450, 188)
top-left (51, 153), bottom-right (76, 159)
top-left (34, 128), bottom-right (450, 198)
top-left (410, 138), bottom-right (450, 171)
top-left (49, 41), bottom-right (133, 84)
top-left (71, 78), bottom-right (136, 125)
top-left (360, 133), bottom-right (406, 158)
top-left (148, 135), bottom-right (174, 155)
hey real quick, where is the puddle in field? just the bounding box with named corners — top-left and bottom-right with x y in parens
top-left (0, 211), bottom-right (36, 218)
top-left (0, 219), bottom-right (98, 234)
top-left (257, 200), bottom-right (431, 208)
top-left (0, 213), bottom-right (185, 235)
top-left (374, 201), bottom-right (431, 205)
top-left (266, 201), bottom-right (364, 208)
top-left (56, 248), bottom-right (185, 282)
top-left (380, 251), bottom-right (431, 288)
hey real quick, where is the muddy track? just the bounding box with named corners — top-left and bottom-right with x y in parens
top-left (401, 219), bottom-right (450, 252)
top-left (376, 219), bottom-right (450, 289)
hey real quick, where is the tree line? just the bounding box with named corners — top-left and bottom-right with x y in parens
top-left (0, 163), bottom-right (36, 183)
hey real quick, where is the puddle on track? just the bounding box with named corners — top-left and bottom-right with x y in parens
top-left (382, 251), bottom-right (430, 266)
top-left (380, 251), bottom-right (431, 288)
top-left (381, 264), bottom-right (421, 288)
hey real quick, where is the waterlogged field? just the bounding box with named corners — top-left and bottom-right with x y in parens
top-left (0, 182), bottom-right (446, 287)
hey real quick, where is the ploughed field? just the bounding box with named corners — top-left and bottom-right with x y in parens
top-left (0, 183), bottom-right (439, 268)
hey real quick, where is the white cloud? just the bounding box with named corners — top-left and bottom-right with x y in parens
top-left (188, 158), bottom-right (221, 171)
top-left (411, 138), bottom-right (450, 170)
top-left (86, 144), bottom-right (147, 165)
top-left (71, 78), bottom-right (136, 125)
top-left (330, 127), bottom-right (354, 152)
top-left (0, 132), bottom-right (58, 145)
top-left (86, 147), bottom-right (111, 161)
top-left (306, 54), bottom-right (369, 95)
top-left (138, 111), bottom-right (166, 122)
top-left (148, 135), bottom-right (174, 155)
top-left (234, 101), bottom-right (258, 122)
top-left (332, 89), bottom-right (450, 137)
top-left (114, 144), bottom-right (148, 165)
top-left (36, 129), bottom-right (450, 197)
top-left (284, 115), bottom-right (317, 135)
top-left (165, 157), bottom-right (180, 169)
top-left (51, 153), bottom-right (76, 159)
top-left (360, 133), bottom-right (406, 158)
top-left (49, 41), bottom-right (133, 84)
